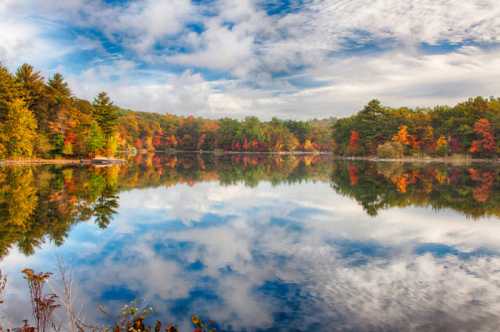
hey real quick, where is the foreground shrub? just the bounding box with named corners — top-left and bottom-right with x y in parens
top-left (2, 268), bottom-right (219, 332)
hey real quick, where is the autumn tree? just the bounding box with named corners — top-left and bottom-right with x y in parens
top-left (0, 64), bottom-right (23, 120)
top-left (267, 118), bottom-right (295, 152)
top-left (470, 118), bottom-right (496, 157)
top-left (0, 99), bottom-right (38, 158)
top-left (332, 98), bottom-right (498, 158)
top-left (285, 120), bottom-right (311, 144)
top-left (435, 135), bottom-right (449, 157)
top-left (0, 139), bottom-right (6, 159)
top-left (303, 139), bottom-right (316, 152)
top-left (347, 130), bottom-right (360, 155)
top-left (392, 125), bottom-right (410, 146)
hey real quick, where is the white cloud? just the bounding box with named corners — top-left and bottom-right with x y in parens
top-left (68, 66), bottom-right (220, 116)
top-left (278, 0), bottom-right (500, 51)
top-left (2, 0), bottom-right (500, 118)
top-left (63, 44), bottom-right (500, 119)
top-left (96, 0), bottom-right (196, 54)
top-left (167, 19), bottom-right (257, 75)
top-left (0, 17), bottom-right (61, 70)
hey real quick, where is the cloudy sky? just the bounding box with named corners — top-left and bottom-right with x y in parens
top-left (1, 0), bottom-right (500, 119)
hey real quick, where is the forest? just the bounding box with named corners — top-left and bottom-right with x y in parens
top-left (0, 63), bottom-right (498, 159)
top-left (333, 99), bottom-right (499, 158)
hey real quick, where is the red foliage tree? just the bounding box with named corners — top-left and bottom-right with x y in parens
top-left (347, 130), bottom-right (360, 155)
top-left (470, 118), bottom-right (496, 156)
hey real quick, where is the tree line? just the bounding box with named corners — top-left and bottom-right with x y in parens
top-left (0, 63), bottom-right (334, 159)
top-left (119, 112), bottom-right (334, 154)
top-left (333, 98), bottom-right (499, 158)
top-left (0, 62), bottom-right (498, 159)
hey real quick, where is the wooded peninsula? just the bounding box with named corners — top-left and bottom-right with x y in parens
top-left (0, 63), bottom-right (498, 160)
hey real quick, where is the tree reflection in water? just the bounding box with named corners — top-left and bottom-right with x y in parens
top-left (0, 154), bottom-right (498, 258)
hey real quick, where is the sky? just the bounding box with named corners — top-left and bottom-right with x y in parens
top-left (1, 0), bottom-right (500, 119)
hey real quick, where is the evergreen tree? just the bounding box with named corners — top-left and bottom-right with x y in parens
top-left (15, 63), bottom-right (50, 131)
top-left (86, 122), bottom-right (105, 157)
top-left (93, 92), bottom-right (119, 138)
top-left (48, 73), bottom-right (71, 98)
top-left (15, 64), bottom-right (45, 108)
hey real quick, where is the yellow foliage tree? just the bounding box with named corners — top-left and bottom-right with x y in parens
top-left (435, 135), bottom-right (448, 156)
top-left (284, 134), bottom-right (300, 151)
top-left (105, 134), bottom-right (119, 157)
top-left (0, 140), bottom-right (6, 159)
top-left (303, 139), bottom-right (316, 152)
top-left (1, 99), bottom-right (38, 158)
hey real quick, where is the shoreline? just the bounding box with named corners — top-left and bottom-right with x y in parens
top-left (0, 153), bottom-right (498, 166)
top-left (0, 157), bottom-right (126, 166)
top-left (331, 155), bottom-right (500, 164)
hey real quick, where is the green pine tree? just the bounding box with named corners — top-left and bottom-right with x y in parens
top-left (93, 92), bottom-right (119, 138)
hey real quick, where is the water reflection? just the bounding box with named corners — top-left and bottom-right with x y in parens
top-left (0, 166), bottom-right (120, 257)
top-left (0, 155), bottom-right (499, 331)
top-left (331, 161), bottom-right (499, 218)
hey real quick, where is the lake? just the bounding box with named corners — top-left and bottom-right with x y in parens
top-left (1, 154), bottom-right (499, 331)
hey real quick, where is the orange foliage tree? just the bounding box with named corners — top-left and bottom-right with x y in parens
top-left (392, 125), bottom-right (410, 146)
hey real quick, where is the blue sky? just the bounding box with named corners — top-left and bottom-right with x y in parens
top-left (1, 0), bottom-right (500, 119)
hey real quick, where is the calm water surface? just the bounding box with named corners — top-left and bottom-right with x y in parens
top-left (1, 154), bottom-right (499, 331)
